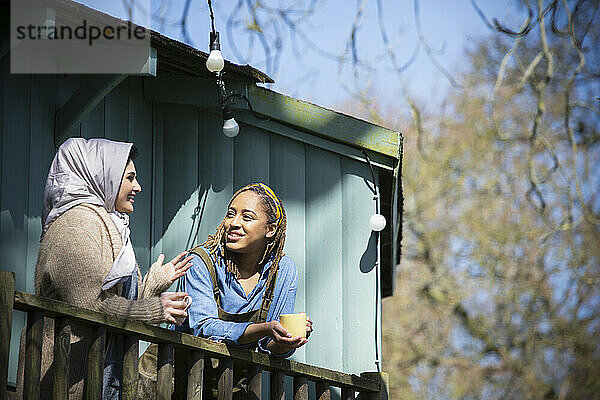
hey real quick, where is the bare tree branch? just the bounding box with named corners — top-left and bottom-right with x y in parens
top-left (414, 0), bottom-right (462, 89)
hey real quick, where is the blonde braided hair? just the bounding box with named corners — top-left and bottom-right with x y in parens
top-left (200, 183), bottom-right (287, 279)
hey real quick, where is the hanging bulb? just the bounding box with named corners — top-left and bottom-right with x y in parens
top-left (206, 31), bottom-right (225, 73)
top-left (223, 118), bottom-right (239, 137)
top-left (222, 103), bottom-right (239, 137)
top-left (369, 214), bottom-right (386, 232)
top-left (206, 49), bottom-right (224, 73)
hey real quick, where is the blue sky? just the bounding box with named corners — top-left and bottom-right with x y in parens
top-left (78, 0), bottom-right (517, 112)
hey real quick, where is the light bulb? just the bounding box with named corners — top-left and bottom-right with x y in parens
top-left (369, 214), bottom-right (386, 231)
top-left (222, 102), bottom-right (239, 137)
top-left (206, 31), bottom-right (225, 73)
top-left (223, 118), bottom-right (239, 137)
top-left (206, 50), bottom-right (224, 72)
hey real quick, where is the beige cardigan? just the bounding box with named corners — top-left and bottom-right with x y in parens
top-left (18, 204), bottom-right (173, 399)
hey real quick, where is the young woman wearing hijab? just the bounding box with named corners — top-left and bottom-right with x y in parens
top-left (24, 138), bottom-right (192, 399)
top-left (179, 183), bottom-right (313, 397)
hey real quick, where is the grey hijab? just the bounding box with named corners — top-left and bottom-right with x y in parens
top-left (42, 138), bottom-right (137, 290)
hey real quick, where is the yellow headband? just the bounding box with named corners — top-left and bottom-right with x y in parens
top-left (244, 183), bottom-right (283, 223)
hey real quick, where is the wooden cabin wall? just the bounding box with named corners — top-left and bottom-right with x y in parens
top-left (0, 65), bottom-right (379, 390)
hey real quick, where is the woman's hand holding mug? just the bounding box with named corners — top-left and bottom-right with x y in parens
top-left (160, 292), bottom-right (191, 325)
top-left (267, 312), bottom-right (314, 352)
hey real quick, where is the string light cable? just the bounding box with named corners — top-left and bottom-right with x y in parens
top-left (223, 92), bottom-right (270, 121)
top-left (205, 0), bottom-right (267, 137)
top-left (362, 149), bottom-right (383, 373)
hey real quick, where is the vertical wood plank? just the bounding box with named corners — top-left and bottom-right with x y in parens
top-left (104, 79), bottom-right (129, 142)
top-left (0, 271), bottom-right (15, 400)
top-left (270, 371), bottom-right (284, 400)
top-left (150, 102), bottom-right (164, 261)
top-left (305, 147), bottom-right (343, 370)
top-left (285, 376), bottom-right (294, 399)
top-left (1, 70), bottom-right (30, 293)
top-left (217, 358), bottom-right (233, 400)
top-left (341, 387), bottom-right (355, 400)
top-left (187, 350), bottom-right (204, 400)
top-left (27, 75), bottom-right (55, 295)
top-left (86, 326), bottom-right (106, 400)
top-left (23, 311), bottom-right (43, 400)
top-left (51, 317), bottom-right (70, 400)
top-left (0, 53), bottom-right (4, 238)
top-left (261, 371), bottom-right (270, 400)
top-left (161, 103), bottom-right (199, 258)
top-left (233, 124), bottom-right (270, 187)
top-left (157, 343), bottom-right (173, 400)
top-left (197, 110), bottom-right (234, 246)
top-left (127, 77), bottom-right (153, 270)
top-left (0, 57), bottom-right (29, 390)
top-left (173, 347), bottom-right (188, 400)
top-left (80, 76), bottom-right (105, 139)
top-left (316, 381), bottom-right (330, 400)
top-left (247, 365), bottom-right (262, 400)
top-left (293, 376), bottom-right (308, 400)
top-left (56, 75), bottom-right (81, 109)
top-left (55, 75), bottom-right (81, 139)
top-left (269, 134), bottom-right (306, 362)
top-left (122, 335), bottom-right (139, 400)
top-left (341, 158), bottom-right (378, 374)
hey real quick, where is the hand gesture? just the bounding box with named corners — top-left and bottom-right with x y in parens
top-left (153, 251), bottom-right (193, 283)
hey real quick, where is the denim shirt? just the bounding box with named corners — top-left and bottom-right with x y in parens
top-left (181, 246), bottom-right (298, 357)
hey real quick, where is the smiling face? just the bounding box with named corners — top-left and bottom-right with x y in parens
top-left (224, 190), bottom-right (277, 255)
top-left (115, 160), bottom-right (141, 213)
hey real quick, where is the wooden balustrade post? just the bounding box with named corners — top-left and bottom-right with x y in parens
top-left (173, 347), bottom-right (188, 399)
top-left (52, 317), bottom-right (71, 400)
top-left (187, 350), bottom-right (204, 400)
top-left (315, 381), bottom-right (331, 400)
top-left (341, 387), bottom-right (355, 400)
top-left (0, 271), bottom-right (15, 400)
top-left (157, 343), bottom-right (173, 400)
top-left (247, 365), bottom-right (262, 400)
top-left (270, 371), bottom-right (284, 400)
top-left (293, 376), bottom-right (308, 400)
top-left (316, 381), bottom-right (330, 400)
top-left (122, 335), bottom-right (139, 400)
top-left (217, 358), bottom-right (233, 400)
top-left (86, 326), bottom-right (106, 400)
top-left (360, 372), bottom-right (389, 400)
top-left (24, 310), bottom-right (44, 400)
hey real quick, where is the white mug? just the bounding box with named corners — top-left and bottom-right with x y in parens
top-left (173, 295), bottom-right (192, 326)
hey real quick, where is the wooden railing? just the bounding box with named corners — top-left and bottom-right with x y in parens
top-left (0, 271), bottom-right (388, 399)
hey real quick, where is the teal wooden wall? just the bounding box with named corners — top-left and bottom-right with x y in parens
top-left (0, 64), bottom-right (380, 393)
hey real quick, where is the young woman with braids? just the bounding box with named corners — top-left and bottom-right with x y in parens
top-left (181, 183), bottom-right (313, 356)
